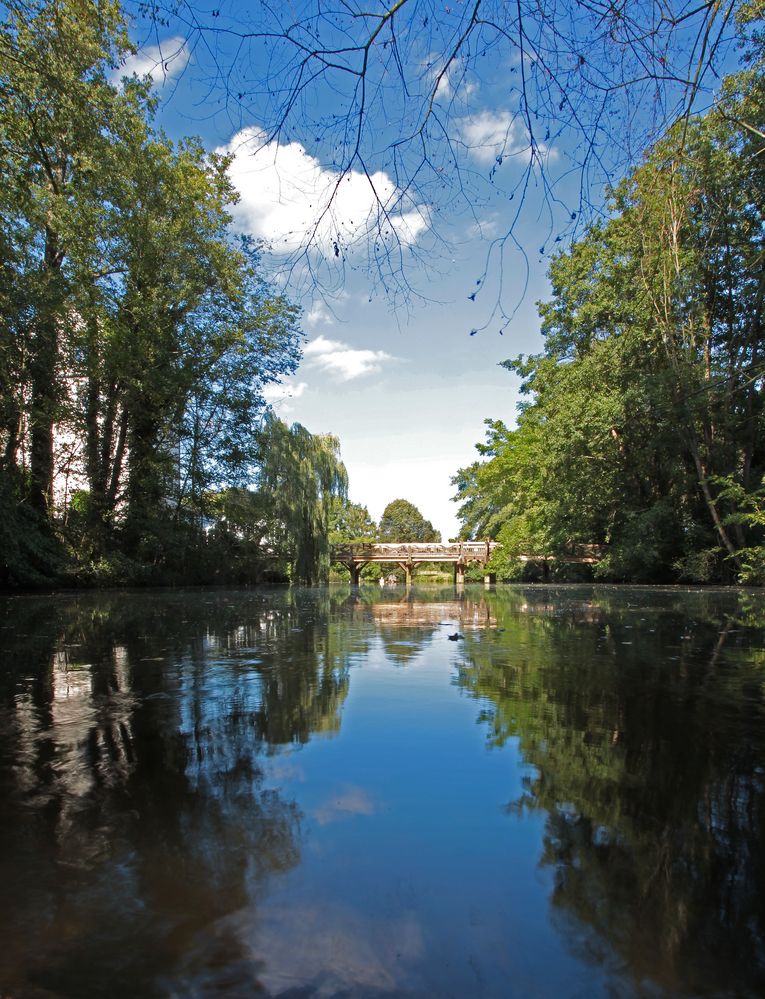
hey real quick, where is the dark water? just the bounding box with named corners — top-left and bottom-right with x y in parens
top-left (1, 585), bottom-right (764, 999)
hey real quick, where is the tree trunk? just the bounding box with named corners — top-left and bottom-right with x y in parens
top-left (29, 228), bottom-right (65, 514)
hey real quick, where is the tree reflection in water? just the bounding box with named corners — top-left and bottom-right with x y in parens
top-left (456, 586), bottom-right (765, 997)
top-left (1, 585), bottom-right (764, 997)
top-left (0, 590), bottom-right (353, 997)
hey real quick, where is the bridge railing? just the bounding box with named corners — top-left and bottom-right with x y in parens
top-left (332, 542), bottom-right (498, 563)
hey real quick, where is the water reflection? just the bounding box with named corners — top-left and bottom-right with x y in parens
top-left (456, 585), bottom-right (765, 997)
top-left (349, 588), bottom-right (498, 665)
top-left (0, 585), bottom-right (763, 997)
top-left (0, 590), bottom-right (354, 997)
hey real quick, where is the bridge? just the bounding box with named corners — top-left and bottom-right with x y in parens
top-left (331, 541), bottom-right (604, 585)
top-left (332, 541), bottom-right (498, 586)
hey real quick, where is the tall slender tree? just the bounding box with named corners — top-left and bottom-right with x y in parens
top-left (0, 0), bottom-right (137, 512)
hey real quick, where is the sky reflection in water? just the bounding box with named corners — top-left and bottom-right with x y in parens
top-left (0, 585), bottom-right (764, 998)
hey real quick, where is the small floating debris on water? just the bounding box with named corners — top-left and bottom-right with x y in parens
top-left (447, 633), bottom-right (463, 641)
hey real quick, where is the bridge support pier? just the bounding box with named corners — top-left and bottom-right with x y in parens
top-left (484, 573), bottom-right (496, 586)
top-left (454, 563), bottom-right (465, 585)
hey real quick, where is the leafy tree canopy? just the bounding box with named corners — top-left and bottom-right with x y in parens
top-left (328, 498), bottom-right (377, 545)
top-left (454, 63), bottom-right (765, 584)
top-left (379, 499), bottom-right (440, 543)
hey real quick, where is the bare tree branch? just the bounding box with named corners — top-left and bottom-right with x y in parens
top-left (124, 0), bottom-right (746, 322)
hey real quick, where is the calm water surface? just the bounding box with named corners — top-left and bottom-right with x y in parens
top-left (1, 585), bottom-right (764, 998)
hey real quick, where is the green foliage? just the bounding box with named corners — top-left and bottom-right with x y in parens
top-left (378, 498), bottom-right (440, 542)
top-left (328, 497), bottom-right (380, 580)
top-left (713, 475), bottom-right (765, 584)
top-left (0, 476), bottom-right (65, 588)
top-left (328, 498), bottom-right (377, 544)
top-left (256, 416), bottom-right (348, 585)
top-left (455, 71), bottom-right (765, 584)
top-left (0, 0), bottom-right (326, 590)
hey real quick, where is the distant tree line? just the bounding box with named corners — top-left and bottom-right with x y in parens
top-left (454, 43), bottom-right (765, 585)
top-left (329, 497), bottom-right (441, 582)
top-left (0, 0), bottom-right (346, 589)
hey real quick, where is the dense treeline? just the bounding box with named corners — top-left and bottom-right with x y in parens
top-left (455, 35), bottom-right (765, 585)
top-left (0, 0), bottom-right (346, 589)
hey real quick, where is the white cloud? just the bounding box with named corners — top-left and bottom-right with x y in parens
top-left (218, 128), bottom-right (429, 255)
top-left (312, 785), bottom-right (376, 826)
top-left (263, 380), bottom-right (308, 413)
top-left (304, 301), bottom-right (335, 329)
top-left (422, 53), bottom-right (479, 102)
top-left (456, 110), bottom-right (530, 164)
top-left (303, 336), bottom-right (395, 381)
top-left (114, 36), bottom-right (189, 86)
top-left (253, 902), bottom-right (423, 996)
top-left (467, 216), bottom-right (501, 238)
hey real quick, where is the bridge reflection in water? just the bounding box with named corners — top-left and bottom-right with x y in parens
top-left (331, 542), bottom-right (498, 586)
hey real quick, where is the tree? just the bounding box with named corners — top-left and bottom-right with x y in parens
top-left (328, 498), bottom-right (377, 545)
top-left (454, 68), bottom-right (765, 583)
top-left (0, 0), bottom-right (140, 513)
top-left (379, 498), bottom-right (440, 543)
top-left (81, 131), bottom-right (302, 563)
top-left (257, 415), bottom-right (348, 585)
top-left (0, 0), bottom-right (307, 587)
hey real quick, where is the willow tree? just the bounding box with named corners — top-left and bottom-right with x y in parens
top-left (257, 416), bottom-right (348, 585)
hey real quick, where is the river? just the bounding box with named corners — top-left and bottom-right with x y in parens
top-left (0, 584), bottom-right (763, 998)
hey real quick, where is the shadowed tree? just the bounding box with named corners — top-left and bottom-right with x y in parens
top-left (0, 0), bottom-right (139, 513)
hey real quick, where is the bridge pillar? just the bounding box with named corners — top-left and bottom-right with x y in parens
top-left (454, 563), bottom-right (465, 585)
top-left (484, 572), bottom-right (496, 586)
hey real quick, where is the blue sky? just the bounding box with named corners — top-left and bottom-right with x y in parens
top-left (115, 3), bottom-right (739, 539)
